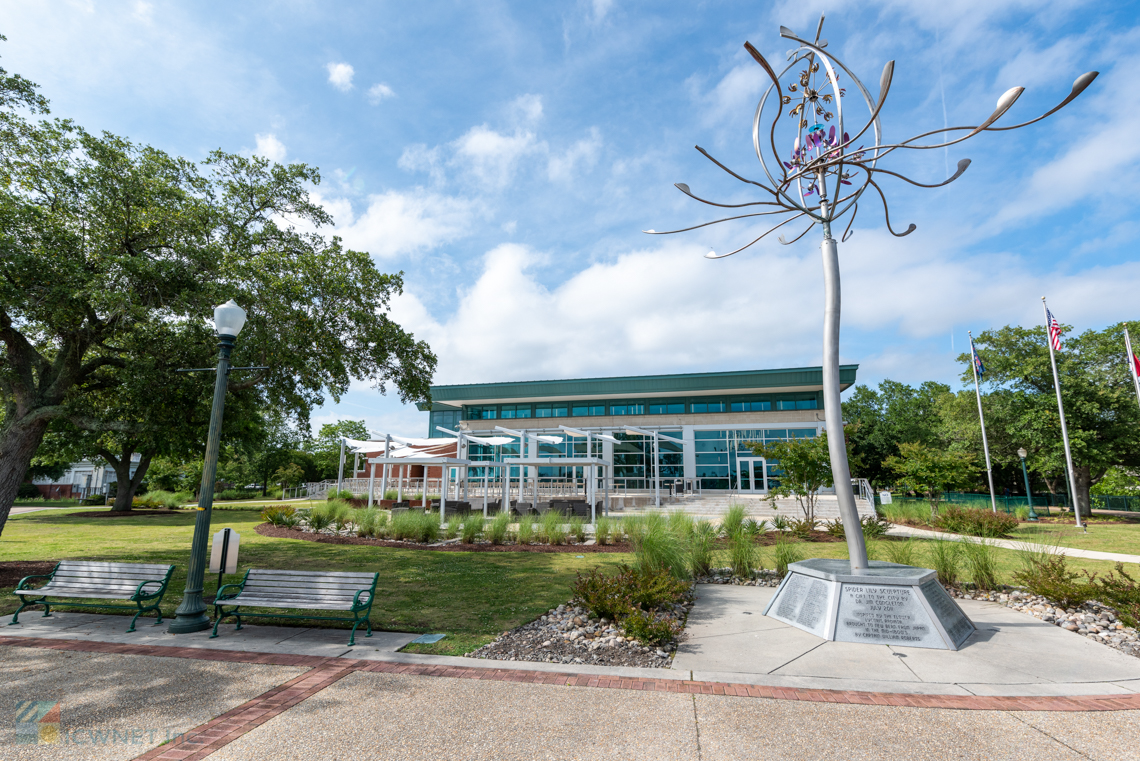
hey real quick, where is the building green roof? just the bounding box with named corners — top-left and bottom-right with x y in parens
top-left (418, 365), bottom-right (858, 410)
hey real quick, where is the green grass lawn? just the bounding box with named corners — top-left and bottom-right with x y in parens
top-left (1005, 521), bottom-right (1140, 556)
top-left (2, 508), bottom-right (1133, 656)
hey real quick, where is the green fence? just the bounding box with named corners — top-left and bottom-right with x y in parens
top-left (878, 491), bottom-right (1140, 514)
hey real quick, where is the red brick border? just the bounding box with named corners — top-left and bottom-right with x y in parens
top-left (3, 635), bottom-right (1139, 730)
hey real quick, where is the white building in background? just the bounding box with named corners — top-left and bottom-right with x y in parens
top-left (31, 454), bottom-right (142, 499)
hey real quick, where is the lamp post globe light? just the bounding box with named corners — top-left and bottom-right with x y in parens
top-left (648, 16), bottom-right (1095, 649)
top-left (169, 300), bottom-right (247, 634)
top-left (1018, 447), bottom-right (1039, 522)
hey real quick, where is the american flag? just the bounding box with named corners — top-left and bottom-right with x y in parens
top-left (971, 338), bottom-right (985, 378)
top-left (1131, 352), bottom-right (1140, 380)
top-left (1046, 307), bottom-right (1063, 351)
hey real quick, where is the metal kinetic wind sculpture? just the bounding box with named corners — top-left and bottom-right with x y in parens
top-left (648, 16), bottom-right (1097, 571)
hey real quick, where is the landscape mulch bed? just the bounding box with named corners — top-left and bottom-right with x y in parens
top-left (255, 522), bottom-right (634, 553)
top-left (0, 561), bottom-right (59, 588)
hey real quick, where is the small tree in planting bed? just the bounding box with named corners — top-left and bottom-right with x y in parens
top-left (883, 442), bottom-right (976, 521)
top-left (750, 432), bottom-right (852, 524)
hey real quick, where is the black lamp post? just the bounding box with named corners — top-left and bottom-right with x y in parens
top-left (169, 300), bottom-right (248, 634)
top-left (1018, 447), bottom-right (1039, 522)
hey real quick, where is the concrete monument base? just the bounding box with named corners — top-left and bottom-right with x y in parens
top-left (762, 559), bottom-right (975, 650)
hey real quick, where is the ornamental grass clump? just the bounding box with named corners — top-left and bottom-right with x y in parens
top-left (517, 513), bottom-right (535, 544)
top-left (540, 510), bottom-right (567, 545)
top-left (668, 511), bottom-right (695, 538)
top-left (569, 516), bottom-right (586, 543)
top-left (487, 511), bottom-right (510, 545)
top-left (389, 509), bottom-right (417, 541)
top-left (306, 504), bottom-right (334, 533)
top-left (595, 516), bottom-right (613, 546)
top-left (962, 539), bottom-right (999, 591)
top-left (720, 504), bottom-right (746, 538)
top-left (883, 537), bottom-right (918, 566)
top-left (327, 500), bottom-right (353, 532)
top-left (729, 531), bottom-right (758, 578)
top-left (688, 520), bottom-right (716, 578)
top-left (773, 536), bottom-right (803, 577)
top-left (460, 514), bottom-right (483, 544)
top-left (261, 505), bottom-right (297, 527)
top-left (445, 514), bottom-right (463, 540)
top-left (632, 520), bottom-right (690, 580)
top-left (927, 538), bottom-right (962, 587)
top-left (355, 507), bottom-right (379, 537)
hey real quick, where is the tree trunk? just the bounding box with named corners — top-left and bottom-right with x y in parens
top-left (0, 417), bottom-right (52, 537)
top-left (103, 447), bottom-right (155, 512)
top-left (1072, 465), bottom-right (1094, 518)
top-left (927, 491), bottom-right (941, 522)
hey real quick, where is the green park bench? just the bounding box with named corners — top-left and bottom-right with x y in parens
top-left (10, 560), bottom-right (175, 632)
top-left (211, 569), bottom-right (378, 646)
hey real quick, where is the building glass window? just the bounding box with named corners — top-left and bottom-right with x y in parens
top-left (776, 400), bottom-right (798, 410)
top-left (691, 401), bottom-right (725, 413)
top-left (535, 404), bottom-right (568, 418)
top-left (500, 404), bottom-right (532, 419)
top-left (730, 400), bottom-right (772, 412)
top-left (571, 404), bottom-right (606, 416)
top-left (610, 403), bottom-right (644, 416)
top-left (649, 402), bottom-right (686, 414)
top-left (428, 409), bottom-right (460, 437)
top-left (466, 405), bottom-right (497, 420)
top-left (796, 399), bottom-right (818, 410)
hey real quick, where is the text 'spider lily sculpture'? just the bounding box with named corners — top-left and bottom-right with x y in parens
top-left (647, 15), bottom-right (1097, 569)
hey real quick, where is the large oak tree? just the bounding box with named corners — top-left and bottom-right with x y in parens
top-left (0, 60), bottom-right (435, 533)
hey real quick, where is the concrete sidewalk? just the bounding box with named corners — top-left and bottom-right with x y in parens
top-left (887, 523), bottom-right (1140, 564)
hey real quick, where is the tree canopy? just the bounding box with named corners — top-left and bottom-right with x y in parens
top-left (0, 56), bottom-right (435, 532)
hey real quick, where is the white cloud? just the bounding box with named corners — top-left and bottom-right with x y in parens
top-left (548, 127), bottom-right (602, 182)
top-left (367, 82), bottom-right (396, 104)
top-left (501, 220), bottom-right (517, 234)
top-left (326, 189), bottom-right (479, 259)
top-left (508, 93), bottom-right (544, 125)
top-left (133, 1), bottom-right (153, 23)
top-left (451, 125), bottom-right (542, 189)
top-left (253, 132), bottom-right (287, 163)
top-left (590, 0), bottom-right (614, 23)
top-left (326, 61), bottom-right (355, 91)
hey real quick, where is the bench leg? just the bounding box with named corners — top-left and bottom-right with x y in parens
top-left (8, 598), bottom-right (40, 626)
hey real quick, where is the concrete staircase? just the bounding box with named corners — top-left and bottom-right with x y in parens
top-left (620, 493), bottom-right (875, 522)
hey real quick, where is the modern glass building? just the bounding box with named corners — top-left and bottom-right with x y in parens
top-left (419, 366), bottom-right (857, 492)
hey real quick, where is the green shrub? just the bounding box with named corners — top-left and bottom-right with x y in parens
top-left (883, 538), bottom-right (918, 566)
top-left (824, 518), bottom-right (845, 537)
top-left (632, 520), bottom-right (689, 579)
top-left (517, 513), bottom-right (535, 544)
top-left (770, 514), bottom-right (790, 532)
top-left (569, 516), bottom-right (586, 543)
top-left (390, 509), bottom-right (418, 541)
top-left (729, 532), bottom-right (758, 578)
top-left (720, 504), bottom-right (747, 538)
top-left (934, 506), bottom-right (1018, 538)
top-left (773, 536), bottom-right (802, 577)
top-left (877, 501), bottom-right (930, 525)
top-left (788, 517), bottom-right (818, 538)
top-left (622, 608), bottom-right (683, 646)
top-left (743, 518), bottom-right (766, 537)
top-left (461, 514), bottom-right (483, 544)
top-left (1014, 506), bottom-right (1030, 521)
top-left (927, 539), bottom-right (962, 587)
top-left (963, 539), bottom-right (999, 591)
top-left (861, 514), bottom-right (890, 538)
top-left (325, 500), bottom-right (353, 532)
top-left (487, 511), bottom-right (510, 545)
top-left (140, 490), bottom-right (183, 509)
top-left (307, 505), bottom-right (334, 532)
top-left (17, 482), bottom-right (41, 499)
top-left (1013, 553), bottom-right (1092, 608)
top-left (132, 494), bottom-right (162, 509)
top-left (216, 489), bottom-right (258, 501)
top-left (573, 568), bottom-right (634, 621)
top-left (689, 520), bottom-right (716, 578)
top-left (383, 489), bottom-right (399, 500)
top-left (418, 510), bottom-right (440, 543)
top-left (541, 510), bottom-right (567, 545)
top-left (595, 516), bottom-right (613, 546)
top-left (327, 488), bottom-right (355, 501)
top-left (445, 514), bottom-right (463, 540)
top-left (1088, 564), bottom-right (1140, 627)
top-left (261, 505), bottom-right (298, 527)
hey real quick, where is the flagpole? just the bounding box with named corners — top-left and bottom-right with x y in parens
top-left (1042, 297), bottom-right (1083, 530)
top-left (969, 332), bottom-right (998, 514)
top-left (1124, 326), bottom-right (1140, 415)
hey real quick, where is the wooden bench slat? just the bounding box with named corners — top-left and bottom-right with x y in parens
top-left (34, 582), bottom-right (156, 592)
top-left (223, 597), bottom-right (365, 611)
top-left (56, 561), bottom-right (173, 571)
top-left (53, 571), bottom-right (169, 582)
top-left (17, 589), bottom-right (146, 599)
top-left (245, 570), bottom-right (377, 581)
top-left (242, 580), bottom-right (374, 592)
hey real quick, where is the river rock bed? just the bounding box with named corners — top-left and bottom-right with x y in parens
top-left (951, 587), bottom-right (1140, 658)
top-left (696, 567), bottom-right (783, 587)
top-left (465, 601), bottom-right (693, 669)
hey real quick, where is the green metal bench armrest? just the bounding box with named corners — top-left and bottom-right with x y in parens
top-left (131, 579), bottom-right (166, 601)
top-left (14, 574), bottom-right (54, 591)
top-left (215, 583), bottom-right (245, 601)
top-left (352, 589), bottom-right (373, 610)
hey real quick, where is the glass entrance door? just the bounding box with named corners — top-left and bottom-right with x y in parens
top-left (736, 457), bottom-right (768, 493)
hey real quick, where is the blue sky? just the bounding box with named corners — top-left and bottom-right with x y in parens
top-left (6, 0), bottom-right (1138, 437)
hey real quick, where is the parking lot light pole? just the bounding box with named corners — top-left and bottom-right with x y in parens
top-left (169, 300), bottom-right (247, 634)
